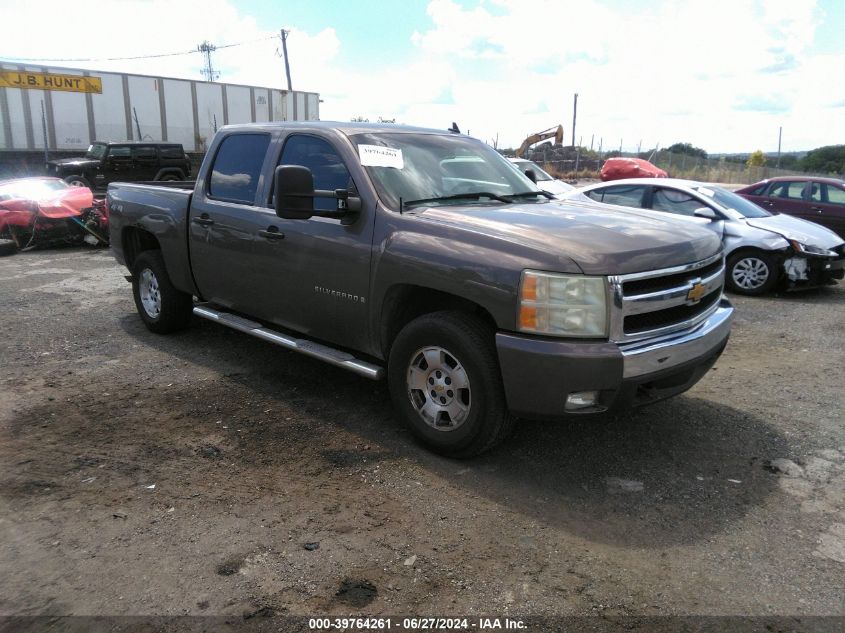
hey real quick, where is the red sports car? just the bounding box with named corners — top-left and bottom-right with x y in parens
top-left (735, 176), bottom-right (845, 240)
top-left (0, 177), bottom-right (108, 255)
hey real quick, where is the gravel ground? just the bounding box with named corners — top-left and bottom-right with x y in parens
top-left (0, 247), bottom-right (843, 622)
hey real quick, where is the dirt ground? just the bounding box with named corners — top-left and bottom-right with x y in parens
top-left (1, 247), bottom-right (844, 624)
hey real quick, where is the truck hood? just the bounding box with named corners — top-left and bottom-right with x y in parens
top-left (745, 214), bottom-right (844, 251)
top-left (47, 157), bottom-right (99, 169)
top-left (417, 200), bottom-right (723, 275)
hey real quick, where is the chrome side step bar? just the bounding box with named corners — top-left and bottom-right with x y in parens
top-left (192, 304), bottom-right (384, 380)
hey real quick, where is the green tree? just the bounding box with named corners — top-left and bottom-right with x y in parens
top-left (747, 150), bottom-right (767, 167)
top-left (666, 142), bottom-right (708, 159)
top-left (800, 145), bottom-right (845, 175)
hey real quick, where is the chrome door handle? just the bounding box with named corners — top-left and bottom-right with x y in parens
top-left (192, 215), bottom-right (214, 227)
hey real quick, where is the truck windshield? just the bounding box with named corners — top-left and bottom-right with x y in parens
top-left (350, 132), bottom-right (542, 210)
top-left (85, 143), bottom-right (107, 160)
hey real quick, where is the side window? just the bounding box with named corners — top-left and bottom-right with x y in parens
top-left (824, 184), bottom-right (845, 206)
top-left (160, 145), bottom-right (184, 159)
top-left (651, 188), bottom-right (704, 216)
top-left (808, 182), bottom-right (823, 202)
top-left (747, 184), bottom-right (767, 195)
top-left (132, 146), bottom-right (157, 160)
top-left (108, 146), bottom-right (131, 160)
top-left (770, 181), bottom-right (806, 199)
top-left (208, 133), bottom-right (271, 204)
top-left (277, 135), bottom-right (352, 211)
top-left (595, 185), bottom-right (646, 208)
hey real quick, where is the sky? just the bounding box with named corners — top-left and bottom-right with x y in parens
top-left (2, 0), bottom-right (844, 153)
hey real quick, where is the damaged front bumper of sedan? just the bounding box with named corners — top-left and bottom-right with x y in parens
top-left (782, 243), bottom-right (845, 289)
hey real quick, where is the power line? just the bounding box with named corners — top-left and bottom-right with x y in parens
top-left (0, 36), bottom-right (275, 63)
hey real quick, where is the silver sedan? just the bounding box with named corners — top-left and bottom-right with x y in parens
top-left (564, 178), bottom-right (845, 295)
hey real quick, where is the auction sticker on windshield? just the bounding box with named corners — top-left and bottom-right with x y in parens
top-left (358, 145), bottom-right (404, 169)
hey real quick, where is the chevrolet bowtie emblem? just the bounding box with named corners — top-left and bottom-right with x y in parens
top-left (687, 282), bottom-right (706, 303)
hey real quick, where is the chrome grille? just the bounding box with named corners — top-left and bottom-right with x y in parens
top-left (608, 252), bottom-right (725, 342)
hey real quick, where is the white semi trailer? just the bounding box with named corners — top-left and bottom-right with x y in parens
top-left (0, 63), bottom-right (320, 153)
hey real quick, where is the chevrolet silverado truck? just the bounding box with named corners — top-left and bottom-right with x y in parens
top-left (107, 122), bottom-right (733, 457)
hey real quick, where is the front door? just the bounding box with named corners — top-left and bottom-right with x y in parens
top-left (254, 132), bottom-right (374, 353)
top-left (101, 145), bottom-right (133, 185)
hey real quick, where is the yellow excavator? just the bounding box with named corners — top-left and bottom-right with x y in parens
top-left (515, 125), bottom-right (564, 158)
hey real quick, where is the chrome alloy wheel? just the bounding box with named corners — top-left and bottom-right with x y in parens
top-left (138, 268), bottom-right (162, 318)
top-left (732, 256), bottom-right (770, 290)
top-left (406, 346), bottom-right (471, 431)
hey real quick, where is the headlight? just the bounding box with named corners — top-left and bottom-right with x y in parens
top-left (518, 271), bottom-right (607, 337)
top-left (789, 240), bottom-right (836, 257)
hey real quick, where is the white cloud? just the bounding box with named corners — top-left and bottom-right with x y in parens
top-left (0, 0), bottom-right (840, 152)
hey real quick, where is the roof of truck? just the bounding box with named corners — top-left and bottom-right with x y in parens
top-left (217, 120), bottom-right (462, 137)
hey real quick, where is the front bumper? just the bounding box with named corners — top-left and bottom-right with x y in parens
top-left (496, 299), bottom-right (734, 420)
top-left (783, 252), bottom-right (845, 288)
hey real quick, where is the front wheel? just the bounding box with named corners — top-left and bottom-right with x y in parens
top-left (131, 251), bottom-right (193, 333)
top-left (64, 175), bottom-right (91, 188)
top-left (726, 250), bottom-right (778, 295)
top-left (387, 311), bottom-right (514, 458)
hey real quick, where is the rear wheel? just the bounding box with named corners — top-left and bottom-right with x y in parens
top-left (387, 311), bottom-right (514, 458)
top-left (131, 250), bottom-right (193, 333)
top-left (726, 250), bottom-right (778, 295)
top-left (64, 175), bottom-right (91, 188)
top-left (159, 174), bottom-right (181, 182)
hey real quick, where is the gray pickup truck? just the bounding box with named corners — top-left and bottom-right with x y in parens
top-left (108, 121), bottom-right (733, 457)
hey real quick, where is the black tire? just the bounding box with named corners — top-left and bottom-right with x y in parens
top-left (725, 250), bottom-right (779, 296)
top-left (64, 175), bottom-right (91, 189)
top-left (387, 311), bottom-right (514, 458)
top-left (159, 174), bottom-right (181, 182)
top-left (0, 238), bottom-right (18, 257)
top-left (131, 250), bottom-right (193, 333)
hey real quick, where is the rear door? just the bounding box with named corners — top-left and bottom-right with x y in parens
top-left (815, 182), bottom-right (845, 239)
top-left (188, 132), bottom-right (273, 313)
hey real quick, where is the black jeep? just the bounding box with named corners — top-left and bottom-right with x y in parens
top-left (46, 142), bottom-right (192, 191)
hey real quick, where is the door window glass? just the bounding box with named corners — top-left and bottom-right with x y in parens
top-left (208, 133), bottom-right (271, 204)
top-left (769, 181), bottom-right (805, 199)
top-left (592, 185), bottom-right (645, 207)
top-left (277, 135), bottom-right (352, 211)
top-left (109, 146), bottom-right (131, 159)
top-left (651, 188), bottom-right (705, 216)
top-left (132, 146), bottom-right (157, 160)
top-left (825, 185), bottom-right (845, 206)
top-left (808, 182), bottom-right (823, 202)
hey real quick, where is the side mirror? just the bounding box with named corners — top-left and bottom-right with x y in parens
top-left (274, 165), bottom-right (315, 219)
top-left (693, 207), bottom-right (718, 220)
top-left (524, 168), bottom-right (538, 184)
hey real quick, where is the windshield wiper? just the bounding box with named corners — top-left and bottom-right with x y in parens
top-left (403, 191), bottom-right (512, 209)
top-left (504, 190), bottom-right (555, 200)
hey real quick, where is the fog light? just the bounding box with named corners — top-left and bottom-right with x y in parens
top-left (565, 391), bottom-right (600, 411)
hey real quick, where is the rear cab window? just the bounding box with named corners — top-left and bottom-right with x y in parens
top-left (208, 133), bottom-right (271, 205)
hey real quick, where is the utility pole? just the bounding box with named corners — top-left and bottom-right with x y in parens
top-left (590, 134), bottom-right (594, 151)
top-left (776, 126), bottom-right (782, 168)
top-left (571, 93), bottom-right (578, 148)
top-left (197, 40), bottom-right (220, 82)
top-left (279, 29), bottom-right (293, 91)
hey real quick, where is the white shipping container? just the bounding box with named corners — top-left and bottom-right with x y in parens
top-left (0, 63), bottom-right (320, 152)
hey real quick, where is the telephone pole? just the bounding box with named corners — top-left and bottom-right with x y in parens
top-left (279, 29), bottom-right (293, 91)
top-left (776, 126), bottom-right (782, 168)
top-left (197, 40), bottom-right (220, 82)
top-left (571, 93), bottom-right (578, 148)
